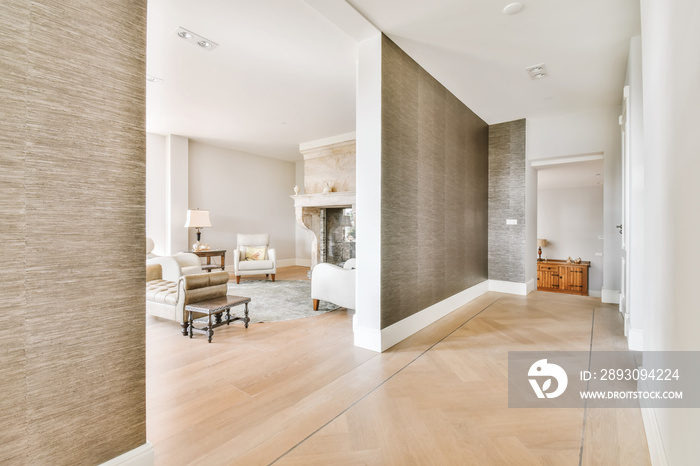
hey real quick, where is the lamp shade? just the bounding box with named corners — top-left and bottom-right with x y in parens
top-left (537, 239), bottom-right (548, 248)
top-left (184, 209), bottom-right (212, 228)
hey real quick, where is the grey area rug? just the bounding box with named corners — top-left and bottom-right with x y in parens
top-left (224, 279), bottom-right (339, 323)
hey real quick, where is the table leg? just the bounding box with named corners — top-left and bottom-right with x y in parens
top-left (189, 313), bottom-right (194, 339)
top-left (244, 303), bottom-right (250, 328)
top-left (225, 308), bottom-right (231, 325)
top-left (221, 253), bottom-right (225, 271)
top-left (215, 312), bottom-right (222, 324)
top-left (207, 314), bottom-right (213, 343)
top-left (181, 320), bottom-right (189, 336)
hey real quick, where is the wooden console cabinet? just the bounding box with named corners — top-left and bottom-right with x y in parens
top-left (537, 260), bottom-right (590, 296)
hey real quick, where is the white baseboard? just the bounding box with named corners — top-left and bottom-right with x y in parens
top-left (293, 258), bottom-right (312, 267)
top-left (526, 279), bottom-right (536, 294)
top-left (378, 280), bottom-right (490, 352)
top-left (276, 258), bottom-right (297, 267)
top-left (641, 407), bottom-right (668, 466)
top-left (488, 279), bottom-right (528, 295)
top-left (100, 442), bottom-right (154, 466)
top-left (638, 377), bottom-right (668, 466)
top-left (588, 290), bottom-right (602, 298)
top-left (628, 328), bottom-right (644, 351)
top-left (601, 289), bottom-right (620, 304)
top-left (353, 317), bottom-right (383, 353)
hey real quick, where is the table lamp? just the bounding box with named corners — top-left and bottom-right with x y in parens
top-left (184, 209), bottom-right (212, 251)
top-left (537, 238), bottom-right (548, 261)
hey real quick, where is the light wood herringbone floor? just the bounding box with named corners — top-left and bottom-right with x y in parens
top-left (146, 268), bottom-right (650, 465)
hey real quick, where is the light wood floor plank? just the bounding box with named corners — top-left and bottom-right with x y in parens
top-left (146, 272), bottom-right (650, 465)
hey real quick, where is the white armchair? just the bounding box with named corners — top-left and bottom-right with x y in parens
top-left (311, 258), bottom-right (356, 310)
top-left (233, 233), bottom-right (277, 284)
top-left (147, 253), bottom-right (203, 282)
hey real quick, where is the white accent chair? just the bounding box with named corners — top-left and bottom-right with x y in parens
top-left (233, 233), bottom-right (277, 284)
top-left (147, 253), bottom-right (204, 282)
top-left (311, 258), bottom-right (356, 310)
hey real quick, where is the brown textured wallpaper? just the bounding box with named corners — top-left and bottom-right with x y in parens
top-left (380, 35), bottom-right (489, 329)
top-left (1, 1), bottom-right (147, 464)
top-left (488, 120), bottom-right (527, 282)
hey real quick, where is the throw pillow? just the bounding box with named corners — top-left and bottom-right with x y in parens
top-left (245, 245), bottom-right (267, 261)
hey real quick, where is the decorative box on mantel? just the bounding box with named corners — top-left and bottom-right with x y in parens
top-left (292, 192), bottom-right (356, 269)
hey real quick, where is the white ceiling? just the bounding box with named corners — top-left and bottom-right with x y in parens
top-left (538, 159), bottom-right (604, 190)
top-left (146, 0), bottom-right (358, 161)
top-left (146, 0), bottom-right (641, 162)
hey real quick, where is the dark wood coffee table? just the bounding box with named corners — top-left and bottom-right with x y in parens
top-left (185, 295), bottom-right (251, 343)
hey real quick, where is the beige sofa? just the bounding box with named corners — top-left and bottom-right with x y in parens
top-left (146, 262), bottom-right (230, 335)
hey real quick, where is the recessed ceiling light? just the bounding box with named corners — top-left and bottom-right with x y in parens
top-left (503, 2), bottom-right (524, 15)
top-left (175, 27), bottom-right (218, 51)
top-left (526, 63), bottom-right (549, 80)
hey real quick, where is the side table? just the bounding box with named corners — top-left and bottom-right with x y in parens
top-left (190, 249), bottom-right (226, 272)
top-left (185, 295), bottom-right (251, 343)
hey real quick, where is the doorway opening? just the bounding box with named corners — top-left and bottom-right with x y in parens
top-left (535, 158), bottom-right (605, 297)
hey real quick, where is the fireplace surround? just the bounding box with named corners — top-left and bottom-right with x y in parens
top-left (292, 192), bottom-right (356, 269)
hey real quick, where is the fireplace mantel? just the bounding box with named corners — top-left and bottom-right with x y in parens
top-left (291, 192), bottom-right (356, 208)
top-left (292, 192), bottom-right (356, 269)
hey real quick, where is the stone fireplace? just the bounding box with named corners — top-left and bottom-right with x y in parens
top-left (292, 192), bottom-right (355, 268)
top-left (293, 137), bottom-right (356, 268)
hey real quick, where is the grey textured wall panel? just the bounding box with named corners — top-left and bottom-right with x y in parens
top-left (0, 1), bottom-right (147, 464)
top-left (381, 35), bottom-right (488, 329)
top-left (488, 120), bottom-right (527, 282)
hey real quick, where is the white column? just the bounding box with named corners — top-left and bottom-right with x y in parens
top-left (354, 33), bottom-right (383, 352)
top-left (165, 135), bottom-right (189, 255)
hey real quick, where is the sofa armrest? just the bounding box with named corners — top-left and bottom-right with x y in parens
top-left (146, 263), bottom-right (162, 282)
top-left (173, 252), bottom-right (203, 276)
top-left (311, 263), bottom-right (356, 309)
top-left (180, 271), bottom-right (230, 290)
top-left (178, 271), bottom-right (229, 306)
top-left (147, 256), bottom-right (183, 282)
top-left (268, 248), bottom-right (276, 264)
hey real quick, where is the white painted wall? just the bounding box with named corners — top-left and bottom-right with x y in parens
top-left (527, 107), bottom-right (622, 298)
top-left (146, 133), bottom-right (167, 255)
top-left (525, 142), bottom-right (538, 293)
top-left (354, 33), bottom-right (383, 351)
top-left (625, 35), bottom-right (645, 349)
top-left (640, 1), bottom-right (700, 464)
top-left (165, 135), bottom-right (189, 255)
top-left (188, 141), bottom-right (297, 268)
top-left (537, 186), bottom-right (604, 294)
top-left (295, 160), bottom-right (311, 264)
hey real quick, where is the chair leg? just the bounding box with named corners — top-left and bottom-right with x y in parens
top-left (271, 273), bottom-right (275, 282)
top-left (236, 275), bottom-right (241, 284)
top-left (313, 299), bottom-right (319, 311)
